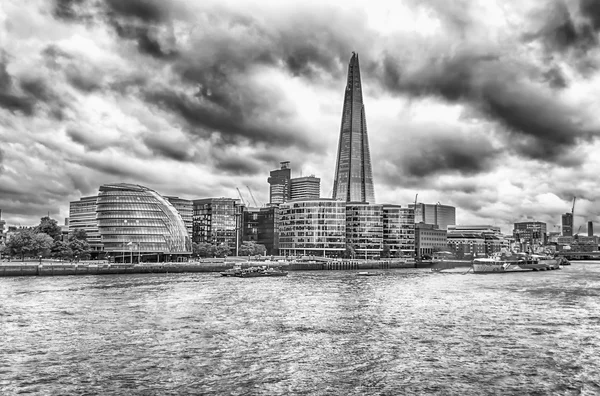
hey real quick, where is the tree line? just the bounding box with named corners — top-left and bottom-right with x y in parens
top-left (192, 240), bottom-right (266, 258)
top-left (0, 217), bottom-right (91, 261)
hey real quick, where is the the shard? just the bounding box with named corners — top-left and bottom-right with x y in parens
top-left (332, 52), bottom-right (376, 203)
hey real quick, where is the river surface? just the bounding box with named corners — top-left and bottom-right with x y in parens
top-left (1, 263), bottom-right (600, 395)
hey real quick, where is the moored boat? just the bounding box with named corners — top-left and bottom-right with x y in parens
top-left (235, 266), bottom-right (288, 278)
top-left (472, 253), bottom-right (561, 274)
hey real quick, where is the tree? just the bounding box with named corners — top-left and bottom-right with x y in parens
top-left (343, 244), bottom-right (356, 259)
top-left (193, 242), bottom-right (214, 258)
top-left (7, 230), bottom-right (53, 260)
top-left (51, 240), bottom-right (73, 261)
top-left (34, 216), bottom-right (62, 241)
top-left (214, 243), bottom-right (231, 258)
top-left (381, 244), bottom-right (391, 259)
top-left (68, 238), bottom-right (91, 260)
top-left (69, 229), bottom-right (88, 242)
top-left (31, 233), bottom-right (54, 258)
top-left (238, 241), bottom-right (268, 256)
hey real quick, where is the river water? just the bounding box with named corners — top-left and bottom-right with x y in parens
top-left (1, 263), bottom-right (599, 395)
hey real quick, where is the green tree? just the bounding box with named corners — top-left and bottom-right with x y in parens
top-left (238, 241), bottom-right (266, 256)
top-left (193, 242), bottom-right (214, 258)
top-left (51, 240), bottom-right (73, 261)
top-left (31, 233), bottom-right (54, 258)
top-left (6, 229), bottom-right (34, 260)
top-left (343, 244), bottom-right (356, 259)
top-left (68, 239), bottom-right (91, 261)
top-left (34, 216), bottom-right (62, 241)
top-left (214, 243), bottom-right (231, 258)
top-left (69, 229), bottom-right (88, 242)
top-left (381, 244), bottom-right (391, 259)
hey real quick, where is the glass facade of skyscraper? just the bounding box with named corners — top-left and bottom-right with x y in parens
top-left (96, 183), bottom-right (191, 262)
top-left (382, 205), bottom-right (415, 257)
top-left (165, 196), bottom-right (193, 238)
top-left (332, 52), bottom-right (375, 203)
top-left (346, 203), bottom-right (383, 259)
top-left (279, 199), bottom-right (346, 257)
top-left (268, 161), bottom-right (291, 204)
top-left (192, 198), bottom-right (244, 254)
top-left (410, 203), bottom-right (456, 230)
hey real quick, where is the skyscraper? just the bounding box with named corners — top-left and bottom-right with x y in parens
top-left (290, 176), bottom-right (320, 200)
top-left (268, 161), bottom-right (291, 204)
top-left (332, 52), bottom-right (376, 203)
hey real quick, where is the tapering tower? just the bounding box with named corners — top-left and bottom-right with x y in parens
top-left (332, 52), bottom-right (376, 203)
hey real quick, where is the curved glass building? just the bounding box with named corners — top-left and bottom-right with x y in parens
top-left (97, 183), bottom-right (191, 262)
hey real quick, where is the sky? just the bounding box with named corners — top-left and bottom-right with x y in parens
top-left (1, 0), bottom-right (600, 234)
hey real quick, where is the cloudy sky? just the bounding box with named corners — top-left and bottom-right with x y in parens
top-left (1, 0), bottom-right (600, 234)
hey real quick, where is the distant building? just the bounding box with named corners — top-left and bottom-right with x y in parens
top-left (447, 225), bottom-right (508, 256)
top-left (561, 213), bottom-right (573, 237)
top-left (290, 176), bottom-right (320, 200)
top-left (588, 221), bottom-right (594, 237)
top-left (279, 199), bottom-right (346, 257)
top-left (256, 206), bottom-right (281, 256)
top-left (513, 221), bottom-right (547, 251)
top-left (415, 223), bottom-right (448, 258)
top-left (242, 207), bottom-right (260, 244)
top-left (332, 52), bottom-right (376, 203)
top-left (409, 203), bottom-right (456, 230)
top-left (192, 198), bottom-right (244, 254)
top-left (165, 196), bottom-right (193, 238)
top-left (346, 202), bottom-right (383, 259)
top-left (447, 232), bottom-right (486, 258)
top-left (69, 196), bottom-right (103, 257)
top-left (268, 161), bottom-right (291, 204)
top-left (382, 205), bottom-right (415, 257)
top-left (97, 183), bottom-right (191, 262)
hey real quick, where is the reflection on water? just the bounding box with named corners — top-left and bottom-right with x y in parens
top-left (1, 263), bottom-right (600, 395)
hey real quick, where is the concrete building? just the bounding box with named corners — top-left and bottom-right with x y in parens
top-left (69, 196), bottom-right (103, 257)
top-left (382, 205), bottom-right (415, 257)
top-left (268, 161), bottom-right (291, 204)
top-left (346, 202), bottom-right (383, 259)
top-left (415, 223), bottom-right (448, 258)
top-left (279, 199), bottom-right (346, 257)
top-left (447, 232), bottom-right (486, 258)
top-left (409, 203), bottom-right (456, 230)
top-left (332, 52), bottom-right (376, 203)
top-left (561, 213), bottom-right (573, 236)
top-left (192, 198), bottom-right (244, 255)
top-left (97, 183), bottom-right (191, 262)
top-left (447, 225), bottom-right (509, 256)
top-left (290, 176), bottom-right (320, 201)
top-left (513, 221), bottom-right (547, 251)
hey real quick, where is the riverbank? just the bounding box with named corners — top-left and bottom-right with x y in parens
top-left (0, 259), bottom-right (418, 277)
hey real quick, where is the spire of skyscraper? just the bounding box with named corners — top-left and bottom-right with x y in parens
top-left (332, 52), bottom-right (376, 203)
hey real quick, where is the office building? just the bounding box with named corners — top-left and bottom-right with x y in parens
top-left (447, 232), bottom-right (486, 258)
top-left (332, 52), bottom-right (376, 203)
top-left (96, 183), bottom-right (191, 262)
top-left (69, 196), bottom-right (103, 257)
top-left (382, 205), bottom-right (415, 257)
top-left (268, 161), bottom-right (291, 204)
top-left (588, 221), bottom-right (594, 237)
top-left (165, 196), bottom-right (193, 238)
top-left (290, 176), bottom-right (320, 200)
top-left (561, 213), bottom-right (573, 236)
top-left (279, 199), bottom-right (346, 257)
top-left (409, 203), bottom-right (456, 230)
top-left (513, 221), bottom-right (547, 250)
top-left (447, 225), bottom-right (508, 256)
top-left (346, 202), bottom-right (383, 259)
top-left (415, 223), bottom-right (448, 258)
top-left (192, 198), bottom-right (244, 254)
top-left (257, 206), bottom-right (281, 256)
top-left (242, 207), bottom-right (260, 243)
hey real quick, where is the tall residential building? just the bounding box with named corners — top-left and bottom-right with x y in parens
top-left (192, 198), bottom-right (244, 254)
top-left (409, 203), bottom-right (456, 230)
top-left (165, 196), bottom-right (193, 238)
top-left (561, 213), bottom-right (573, 236)
top-left (332, 52), bottom-right (375, 203)
top-left (290, 176), bottom-right (320, 200)
top-left (69, 196), bottom-right (103, 257)
top-left (268, 161), bottom-right (291, 204)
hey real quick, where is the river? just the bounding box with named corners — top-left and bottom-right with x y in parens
top-left (1, 263), bottom-right (599, 395)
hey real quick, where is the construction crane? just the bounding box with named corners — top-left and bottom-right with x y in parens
top-left (235, 187), bottom-right (246, 206)
top-left (246, 185), bottom-right (259, 207)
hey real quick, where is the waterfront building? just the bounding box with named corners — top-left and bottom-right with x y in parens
top-left (268, 161), bottom-right (292, 204)
top-left (165, 196), bottom-right (193, 238)
top-left (513, 221), bottom-right (547, 251)
top-left (409, 203), bottom-right (456, 230)
top-left (69, 195), bottom-right (103, 257)
top-left (382, 205), bottom-right (415, 257)
top-left (332, 52), bottom-right (376, 203)
top-left (290, 176), bottom-right (320, 201)
top-left (192, 198), bottom-right (244, 255)
top-left (257, 206), bottom-right (280, 256)
top-left (557, 235), bottom-right (599, 252)
top-left (415, 223), bottom-right (447, 258)
top-left (279, 199), bottom-right (346, 257)
top-left (446, 232), bottom-right (486, 258)
top-left (242, 207), bottom-right (260, 243)
top-left (447, 225), bottom-right (508, 256)
top-left (561, 213), bottom-right (573, 236)
top-left (96, 183), bottom-right (191, 262)
top-left (346, 202), bottom-right (383, 259)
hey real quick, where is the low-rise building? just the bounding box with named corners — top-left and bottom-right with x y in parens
top-left (415, 223), bottom-right (447, 258)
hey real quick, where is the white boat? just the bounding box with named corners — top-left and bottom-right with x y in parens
top-left (472, 253), bottom-right (561, 274)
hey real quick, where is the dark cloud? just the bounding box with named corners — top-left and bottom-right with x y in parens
top-left (111, 23), bottom-right (178, 59)
top-left (52, 0), bottom-right (87, 21)
top-left (142, 135), bottom-right (194, 162)
top-left (0, 147), bottom-right (4, 174)
top-left (103, 0), bottom-right (166, 23)
top-left (0, 58), bottom-right (35, 115)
